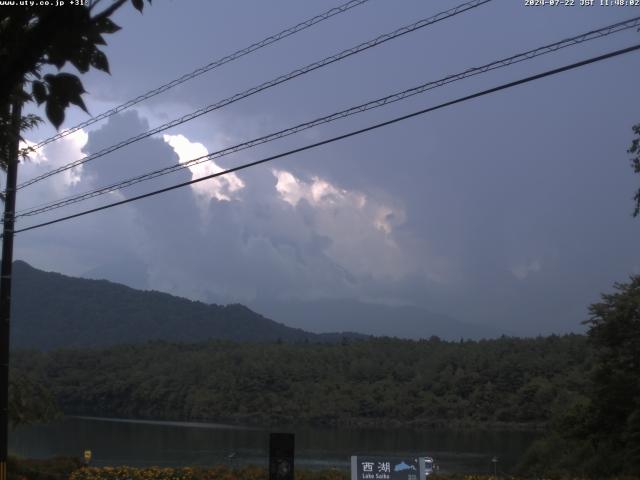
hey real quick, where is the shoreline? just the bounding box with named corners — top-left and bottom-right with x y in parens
top-left (66, 414), bottom-right (545, 432)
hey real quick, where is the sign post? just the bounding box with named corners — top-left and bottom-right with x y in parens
top-left (269, 433), bottom-right (294, 480)
top-left (351, 456), bottom-right (426, 480)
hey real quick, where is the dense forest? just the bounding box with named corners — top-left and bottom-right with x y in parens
top-left (10, 273), bottom-right (640, 477)
top-left (13, 335), bottom-right (589, 429)
top-left (518, 276), bottom-right (640, 477)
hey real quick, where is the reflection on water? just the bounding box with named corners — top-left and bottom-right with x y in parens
top-left (10, 416), bottom-right (539, 474)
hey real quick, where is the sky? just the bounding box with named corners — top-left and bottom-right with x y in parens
top-left (9, 0), bottom-right (640, 336)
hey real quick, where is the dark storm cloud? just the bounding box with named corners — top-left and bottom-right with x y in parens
top-left (17, 111), bottom-right (424, 307)
top-left (13, 1), bottom-right (640, 335)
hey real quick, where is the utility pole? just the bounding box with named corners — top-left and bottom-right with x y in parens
top-left (0, 98), bottom-right (22, 480)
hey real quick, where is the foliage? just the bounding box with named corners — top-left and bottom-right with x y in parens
top-left (68, 465), bottom-right (363, 480)
top-left (64, 466), bottom-right (640, 480)
top-left (13, 334), bottom-right (590, 429)
top-left (582, 275), bottom-right (640, 474)
top-left (9, 460), bottom-right (640, 480)
top-left (7, 455), bottom-right (82, 480)
top-left (629, 124), bottom-right (640, 217)
top-left (518, 276), bottom-right (640, 477)
top-left (8, 370), bottom-right (60, 428)
top-left (0, 0), bottom-right (150, 170)
top-left (66, 467), bottom-right (509, 480)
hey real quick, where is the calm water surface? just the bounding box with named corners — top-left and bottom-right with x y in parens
top-left (10, 416), bottom-right (539, 474)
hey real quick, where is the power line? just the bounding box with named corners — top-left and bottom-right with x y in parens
top-left (18, 0), bottom-right (490, 189)
top-left (11, 43), bottom-right (640, 236)
top-left (14, 0), bottom-right (492, 191)
top-left (12, 15), bottom-right (640, 220)
top-left (29, 0), bottom-right (373, 151)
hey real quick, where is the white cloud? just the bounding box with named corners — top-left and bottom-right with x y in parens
top-left (163, 134), bottom-right (244, 202)
top-left (19, 139), bottom-right (48, 165)
top-left (511, 259), bottom-right (542, 280)
top-left (273, 170), bottom-right (302, 206)
top-left (272, 169), bottom-right (412, 280)
top-left (14, 112), bottom-right (446, 315)
top-left (17, 129), bottom-right (88, 210)
top-left (274, 169), bottom-right (368, 213)
top-left (374, 205), bottom-right (405, 235)
top-left (21, 129), bottom-right (88, 187)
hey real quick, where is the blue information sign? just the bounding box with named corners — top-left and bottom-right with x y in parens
top-left (350, 456), bottom-right (426, 480)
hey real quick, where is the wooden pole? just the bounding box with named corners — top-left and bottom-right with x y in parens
top-left (0, 98), bottom-right (22, 480)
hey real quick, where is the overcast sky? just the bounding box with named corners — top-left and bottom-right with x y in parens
top-left (10, 0), bottom-right (640, 335)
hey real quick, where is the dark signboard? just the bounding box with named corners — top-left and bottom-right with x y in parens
top-left (269, 433), bottom-right (294, 480)
top-left (350, 456), bottom-right (426, 480)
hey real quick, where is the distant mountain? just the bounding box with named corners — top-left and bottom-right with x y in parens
top-left (249, 298), bottom-right (500, 341)
top-left (80, 259), bottom-right (500, 341)
top-left (82, 255), bottom-right (149, 291)
top-left (11, 261), bottom-right (363, 350)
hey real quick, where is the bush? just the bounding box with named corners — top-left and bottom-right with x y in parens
top-left (69, 466), bottom-right (350, 480)
top-left (7, 456), bottom-right (82, 480)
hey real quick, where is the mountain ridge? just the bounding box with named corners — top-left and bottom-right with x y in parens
top-left (84, 259), bottom-right (500, 340)
top-left (250, 297), bottom-right (500, 341)
top-left (11, 260), bottom-right (364, 350)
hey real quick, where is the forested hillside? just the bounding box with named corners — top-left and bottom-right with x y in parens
top-left (11, 261), bottom-right (361, 349)
top-left (14, 335), bottom-right (589, 428)
top-left (518, 275), bottom-right (640, 477)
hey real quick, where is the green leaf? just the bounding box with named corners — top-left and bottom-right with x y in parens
top-left (69, 46), bottom-right (93, 74)
top-left (45, 73), bottom-right (86, 97)
top-left (45, 100), bottom-right (65, 130)
top-left (46, 30), bottom-right (89, 69)
top-left (15, 89), bottom-right (31, 102)
top-left (69, 94), bottom-right (88, 114)
top-left (94, 17), bottom-right (121, 34)
top-left (89, 32), bottom-right (107, 46)
top-left (131, 0), bottom-right (144, 12)
top-left (46, 50), bottom-right (67, 69)
top-left (44, 73), bottom-right (88, 117)
top-left (20, 114), bottom-right (43, 132)
top-left (90, 49), bottom-right (110, 74)
top-left (31, 80), bottom-right (47, 105)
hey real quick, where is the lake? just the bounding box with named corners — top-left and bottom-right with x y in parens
top-left (10, 416), bottom-right (540, 474)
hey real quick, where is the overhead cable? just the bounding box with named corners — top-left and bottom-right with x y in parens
top-left (11, 43), bottom-right (640, 236)
top-left (13, 15), bottom-right (640, 220)
top-left (14, 0), bottom-right (492, 191)
top-left (29, 0), bottom-right (373, 151)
